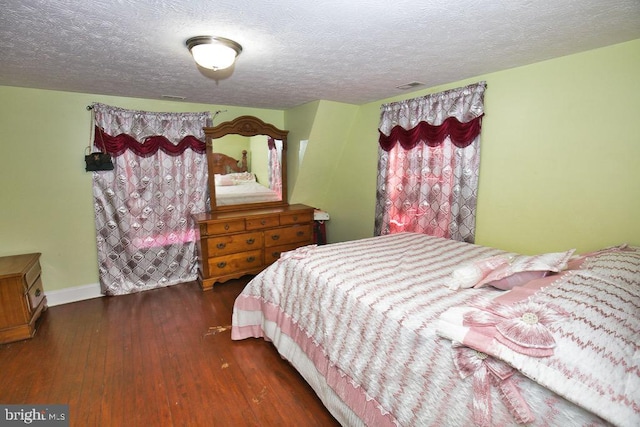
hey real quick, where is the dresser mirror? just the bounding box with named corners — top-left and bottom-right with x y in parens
top-left (204, 115), bottom-right (289, 212)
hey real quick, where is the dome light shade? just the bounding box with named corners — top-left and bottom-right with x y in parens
top-left (186, 36), bottom-right (242, 71)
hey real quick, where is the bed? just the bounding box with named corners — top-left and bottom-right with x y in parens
top-left (231, 232), bottom-right (640, 426)
top-left (209, 151), bottom-right (281, 206)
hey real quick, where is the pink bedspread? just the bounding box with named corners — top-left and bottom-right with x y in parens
top-left (437, 246), bottom-right (640, 427)
top-left (232, 233), bottom-right (617, 426)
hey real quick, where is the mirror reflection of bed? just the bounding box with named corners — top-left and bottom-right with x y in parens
top-left (211, 134), bottom-right (283, 206)
top-left (211, 149), bottom-right (282, 206)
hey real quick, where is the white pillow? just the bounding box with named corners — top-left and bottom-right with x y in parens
top-left (448, 255), bottom-right (510, 290)
top-left (214, 174), bottom-right (235, 186)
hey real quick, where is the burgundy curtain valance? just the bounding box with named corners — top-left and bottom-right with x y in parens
top-left (378, 114), bottom-right (483, 152)
top-left (95, 126), bottom-right (206, 158)
top-left (374, 82), bottom-right (486, 242)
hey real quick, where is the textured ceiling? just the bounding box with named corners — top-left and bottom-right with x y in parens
top-left (1, 0), bottom-right (639, 110)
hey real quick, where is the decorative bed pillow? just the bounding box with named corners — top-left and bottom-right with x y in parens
top-left (214, 174), bottom-right (235, 186)
top-left (482, 270), bottom-right (549, 290)
top-left (227, 172), bottom-right (256, 185)
top-left (448, 255), bottom-right (511, 290)
top-left (565, 244), bottom-right (630, 270)
top-left (473, 249), bottom-right (575, 290)
top-left (215, 172), bottom-right (257, 186)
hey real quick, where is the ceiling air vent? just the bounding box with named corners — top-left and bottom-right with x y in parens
top-left (161, 94), bottom-right (186, 100)
top-left (396, 81), bottom-right (424, 90)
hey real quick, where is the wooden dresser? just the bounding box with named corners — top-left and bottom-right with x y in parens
top-left (0, 253), bottom-right (48, 344)
top-left (193, 204), bottom-right (314, 290)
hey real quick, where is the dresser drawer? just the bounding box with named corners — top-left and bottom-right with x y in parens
top-left (246, 214), bottom-right (280, 230)
top-left (203, 219), bottom-right (245, 236)
top-left (280, 210), bottom-right (313, 225)
top-left (207, 250), bottom-right (263, 275)
top-left (264, 224), bottom-right (313, 247)
top-left (193, 204), bottom-right (315, 290)
top-left (26, 276), bottom-right (46, 313)
top-left (206, 232), bottom-right (263, 256)
top-left (264, 243), bottom-right (309, 265)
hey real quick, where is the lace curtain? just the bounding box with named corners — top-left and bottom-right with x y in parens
top-left (91, 103), bottom-right (210, 295)
top-left (374, 82), bottom-right (486, 242)
top-left (268, 138), bottom-right (283, 199)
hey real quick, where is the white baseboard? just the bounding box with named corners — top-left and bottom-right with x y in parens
top-left (45, 283), bottom-right (103, 307)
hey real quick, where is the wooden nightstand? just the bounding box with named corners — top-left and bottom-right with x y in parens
top-left (0, 253), bottom-right (48, 344)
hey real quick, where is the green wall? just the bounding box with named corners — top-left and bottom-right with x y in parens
top-left (0, 88), bottom-right (283, 291)
top-left (310, 39), bottom-right (640, 253)
top-left (287, 100), bottom-right (359, 208)
top-left (283, 100), bottom-right (320, 195)
top-left (1, 38), bottom-right (638, 294)
top-left (475, 40), bottom-right (640, 253)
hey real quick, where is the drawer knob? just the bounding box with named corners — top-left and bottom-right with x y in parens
top-left (217, 242), bottom-right (226, 249)
top-left (35, 288), bottom-right (42, 297)
top-left (260, 220), bottom-right (266, 225)
top-left (217, 262), bottom-right (227, 269)
top-left (246, 238), bottom-right (255, 244)
top-left (292, 215), bottom-right (298, 221)
top-left (272, 252), bottom-right (280, 258)
top-left (224, 224), bottom-right (230, 230)
top-left (271, 234), bottom-right (280, 241)
top-left (296, 231), bottom-right (304, 237)
top-left (247, 256), bottom-right (256, 263)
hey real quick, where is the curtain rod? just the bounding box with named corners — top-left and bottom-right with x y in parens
top-left (87, 105), bottom-right (227, 115)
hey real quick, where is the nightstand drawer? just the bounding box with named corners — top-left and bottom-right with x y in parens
top-left (206, 232), bottom-right (263, 256)
top-left (0, 253), bottom-right (47, 344)
top-left (27, 276), bottom-right (45, 313)
top-left (207, 250), bottom-right (263, 274)
top-left (264, 225), bottom-right (313, 247)
top-left (24, 259), bottom-right (41, 290)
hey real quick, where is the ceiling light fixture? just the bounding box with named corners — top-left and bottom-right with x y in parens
top-left (186, 36), bottom-right (243, 71)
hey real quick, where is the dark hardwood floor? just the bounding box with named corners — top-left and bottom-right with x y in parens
top-left (0, 278), bottom-right (341, 426)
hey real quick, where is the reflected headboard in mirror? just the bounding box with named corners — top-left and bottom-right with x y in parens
top-left (204, 115), bottom-right (289, 212)
top-left (209, 150), bottom-right (248, 175)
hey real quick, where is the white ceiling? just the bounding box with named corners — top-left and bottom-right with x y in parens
top-left (1, 0), bottom-right (639, 110)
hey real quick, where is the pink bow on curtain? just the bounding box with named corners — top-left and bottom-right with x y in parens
top-left (452, 343), bottom-right (535, 426)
